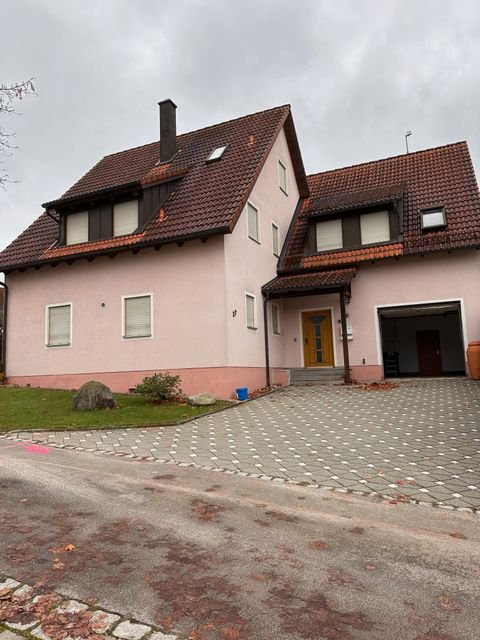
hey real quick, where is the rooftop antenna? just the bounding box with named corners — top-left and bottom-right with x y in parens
top-left (405, 130), bottom-right (412, 154)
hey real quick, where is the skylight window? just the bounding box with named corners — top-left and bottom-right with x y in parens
top-left (421, 207), bottom-right (446, 230)
top-left (206, 144), bottom-right (228, 162)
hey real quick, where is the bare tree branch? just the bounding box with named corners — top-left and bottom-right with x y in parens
top-left (0, 78), bottom-right (35, 187)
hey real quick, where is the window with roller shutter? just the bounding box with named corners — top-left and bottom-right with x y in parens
top-left (66, 212), bottom-right (88, 245)
top-left (46, 304), bottom-right (71, 347)
top-left (123, 294), bottom-right (152, 338)
top-left (113, 201), bottom-right (139, 237)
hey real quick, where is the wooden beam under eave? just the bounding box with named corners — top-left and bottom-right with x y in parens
top-left (339, 287), bottom-right (351, 384)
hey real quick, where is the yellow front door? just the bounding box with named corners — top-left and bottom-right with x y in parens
top-left (302, 310), bottom-right (334, 367)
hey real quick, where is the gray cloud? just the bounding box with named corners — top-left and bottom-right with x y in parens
top-left (1, 0), bottom-right (479, 258)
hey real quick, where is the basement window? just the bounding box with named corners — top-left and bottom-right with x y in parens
top-left (206, 145), bottom-right (228, 162)
top-left (421, 207), bottom-right (446, 230)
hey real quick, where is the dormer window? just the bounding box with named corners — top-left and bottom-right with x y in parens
top-left (66, 211), bottom-right (88, 246)
top-left (206, 145), bottom-right (228, 162)
top-left (360, 210), bottom-right (390, 245)
top-left (421, 207), bottom-right (446, 230)
top-left (316, 219), bottom-right (343, 252)
top-left (113, 201), bottom-right (139, 237)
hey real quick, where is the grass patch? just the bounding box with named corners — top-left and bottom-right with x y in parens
top-left (0, 386), bottom-right (230, 431)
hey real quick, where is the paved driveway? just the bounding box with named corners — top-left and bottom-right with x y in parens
top-left (5, 379), bottom-right (480, 510)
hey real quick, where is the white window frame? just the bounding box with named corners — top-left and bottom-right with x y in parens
top-left (245, 292), bottom-right (257, 330)
top-left (45, 303), bottom-right (72, 348)
top-left (121, 293), bottom-right (153, 340)
top-left (247, 201), bottom-right (260, 243)
top-left (113, 200), bottom-right (139, 238)
top-left (206, 144), bottom-right (228, 162)
top-left (272, 222), bottom-right (280, 257)
top-left (66, 211), bottom-right (89, 246)
top-left (316, 219), bottom-right (343, 252)
top-left (278, 159), bottom-right (288, 194)
top-left (271, 302), bottom-right (281, 335)
top-left (360, 210), bottom-right (390, 245)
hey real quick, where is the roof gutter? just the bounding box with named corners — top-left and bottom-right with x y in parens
top-left (0, 225), bottom-right (232, 274)
top-left (0, 280), bottom-right (7, 376)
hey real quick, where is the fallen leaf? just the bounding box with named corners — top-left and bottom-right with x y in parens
top-left (65, 544), bottom-right (75, 552)
top-left (448, 532), bottom-right (467, 540)
top-left (436, 594), bottom-right (461, 612)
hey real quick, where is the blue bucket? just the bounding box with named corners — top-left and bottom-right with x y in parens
top-left (236, 387), bottom-right (249, 401)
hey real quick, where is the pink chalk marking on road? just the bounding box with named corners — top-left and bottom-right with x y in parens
top-left (0, 442), bottom-right (50, 455)
top-left (22, 444), bottom-right (50, 455)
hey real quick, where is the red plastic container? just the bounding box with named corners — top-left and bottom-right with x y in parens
top-left (466, 341), bottom-right (480, 380)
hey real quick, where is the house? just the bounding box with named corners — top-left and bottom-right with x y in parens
top-left (0, 101), bottom-right (479, 398)
top-left (0, 102), bottom-right (307, 397)
top-left (263, 142), bottom-right (480, 383)
top-left (0, 286), bottom-right (4, 371)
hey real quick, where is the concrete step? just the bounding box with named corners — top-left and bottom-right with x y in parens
top-left (289, 367), bottom-right (345, 384)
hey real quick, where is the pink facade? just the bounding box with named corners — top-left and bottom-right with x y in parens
top-left (5, 127), bottom-right (298, 398)
top-left (271, 250), bottom-right (480, 382)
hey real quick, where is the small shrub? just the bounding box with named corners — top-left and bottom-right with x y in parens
top-left (133, 372), bottom-right (182, 402)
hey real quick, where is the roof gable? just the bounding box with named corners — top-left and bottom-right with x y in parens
top-left (0, 105), bottom-right (308, 272)
top-left (281, 141), bottom-right (480, 272)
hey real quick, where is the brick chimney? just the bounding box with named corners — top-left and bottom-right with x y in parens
top-left (158, 99), bottom-right (177, 163)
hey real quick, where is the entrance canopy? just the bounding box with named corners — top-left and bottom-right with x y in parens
top-left (262, 268), bottom-right (356, 385)
top-left (262, 267), bottom-right (356, 298)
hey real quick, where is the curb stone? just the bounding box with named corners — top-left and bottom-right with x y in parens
top-left (0, 576), bottom-right (184, 640)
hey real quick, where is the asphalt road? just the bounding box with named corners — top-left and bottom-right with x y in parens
top-left (0, 440), bottom-right (479, 640)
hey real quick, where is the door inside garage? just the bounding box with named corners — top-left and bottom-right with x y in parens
top-left (378, 302), bottom-right (466, 377)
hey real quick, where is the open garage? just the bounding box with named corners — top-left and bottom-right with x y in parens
top-left (378, 301), bottom-right (466, 377)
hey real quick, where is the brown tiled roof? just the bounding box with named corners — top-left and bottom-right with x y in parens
top-left (307, 184), bottom-right (404, 216)
top-left (263, 268), bottom-right (356, 295)
top-left (0, 105), bottom-right (308, 272)
top-left (300, 243), bottom-right (403, 269)
top-left (281, 142), bottom-right (480, 271)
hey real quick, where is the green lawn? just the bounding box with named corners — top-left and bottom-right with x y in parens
top-left (0, 386), bottom-right (229, 431)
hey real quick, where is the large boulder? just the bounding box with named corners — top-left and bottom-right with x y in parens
top-left (188, 392), bottom-right (216, 406)
top-left (72, 381), bottom-right (116, 411)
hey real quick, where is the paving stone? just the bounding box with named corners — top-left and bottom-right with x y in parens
top-left (112, 620), bottom-right (151, 639)
top-left (12, 584), bottom-right (35, 600)
top-left (0, 631), bottom-right (26, 640)
top-left (90, 609), bottom-right (121, 633)
top-left (7, 619), bottom-right (40, 631)
top-left (0, 578), bottom-right (20, 592)
top-left (149, 633), bottom-right (179, 640)
top-left (57, 599), bottom-right (89, 613)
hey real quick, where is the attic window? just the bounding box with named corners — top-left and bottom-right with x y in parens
top-left (421, 207), bottom-right (446, 230)
top-left (206, 145), bottom-right (228, 162)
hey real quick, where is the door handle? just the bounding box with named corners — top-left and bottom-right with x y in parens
top-left (436, 349), bottom-right (440, 356)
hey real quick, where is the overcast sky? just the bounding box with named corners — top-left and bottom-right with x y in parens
top-left (1, 0), bottom-right (479, 258)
